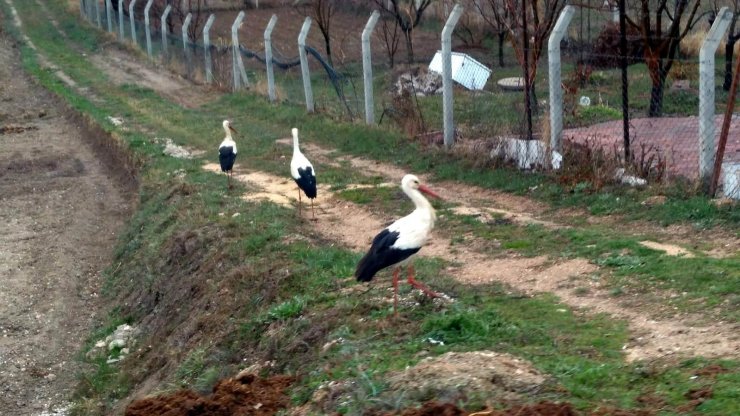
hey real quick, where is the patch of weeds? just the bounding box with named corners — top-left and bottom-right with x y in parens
top-left (597, 253), bottom-right (644, 270)
top-left (173, 348), bottom-right (208, 388)
top-left (268, 296), bottom-right (307, 321)
top-left (573, 286), bottom-right (591, 296)
top-left (609, 286), bottom-right (625, 297)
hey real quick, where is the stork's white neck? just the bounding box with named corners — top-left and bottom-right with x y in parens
top-left (405, 187), bottom-right (436, 223)
top-left (292, 133), bottom-right (300, 153)
top-left (223, 126), bottom-right (233, 141)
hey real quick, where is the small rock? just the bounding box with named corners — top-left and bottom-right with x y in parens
top-left (108, 339), bottom-right (126, 351)
top-left (94, 340), bottom-right (106, 348)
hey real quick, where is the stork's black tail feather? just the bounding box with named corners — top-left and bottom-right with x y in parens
top-left (296, 167), bottom-right (317, 199)
top-left (355, 251), bottom-right (382, 282)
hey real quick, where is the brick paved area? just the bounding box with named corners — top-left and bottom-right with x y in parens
top-left (563, 114), bottom-right (740, 180)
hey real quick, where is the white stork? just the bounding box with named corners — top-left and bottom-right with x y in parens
top-left (355, 174), bottom-right (441, 315)
top-left (290, 128), bottom-right (317, 219)
top-left (218, 120), bottom-right (238, 189)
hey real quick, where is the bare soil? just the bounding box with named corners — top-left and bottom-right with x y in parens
top-left (364, 400), bottom-right (655, 416)
top-left (89, 46), bottom-right (218, 109)
top-left (388, 351), bottom-right (547, 402)
top-left (0, 30), bottom-right (132, 416)
top-left (124, 373), bottom-right (294, 416)
top-left (208, 7), bottom-right (442, 66)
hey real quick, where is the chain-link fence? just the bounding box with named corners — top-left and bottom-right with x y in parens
top-left (80, 0), bottom-right (739, 196)
top-left (556, 1), bottom-right (739, 194)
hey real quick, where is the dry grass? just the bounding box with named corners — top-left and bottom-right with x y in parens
top-left (65, 0), bottom-right (78, 13)
top-left (681, 30), bottom-right (740, 57)
top-left (252, 78), bottom-right (285, 101)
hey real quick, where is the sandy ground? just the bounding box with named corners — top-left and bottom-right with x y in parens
top-left (0, 31), bottom-right (131, 415)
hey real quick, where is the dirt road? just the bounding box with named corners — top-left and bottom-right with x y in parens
top-left (0, 32), bottom-right (131, 415)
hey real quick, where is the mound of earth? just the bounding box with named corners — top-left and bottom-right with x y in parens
top-left (124, 373), bottom-right (294, 416)
top-left (389, 351), bottom-right (547, 402)
top-left (368, 400), bottom-right (653, 415)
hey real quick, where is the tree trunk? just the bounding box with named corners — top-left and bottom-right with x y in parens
top-left (648, 75), bottom-right (666, 117)
top-left (404, 29), bottom-right (414, 64)
top-left (530, 84), bottom-right (538, 115)
top-left (498, 32), bottom-right (505, 67)
top-left (324, 35), bottom-right (334, 67)
top-left (724, 36), bottom-right (738, 91)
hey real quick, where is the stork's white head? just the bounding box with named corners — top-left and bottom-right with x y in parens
top-left (402, 174), bottom-right (440, 199)
top-left (223, 120), bottom-right (237, 135)
top-left (291, 128), bottom-right (299, 140)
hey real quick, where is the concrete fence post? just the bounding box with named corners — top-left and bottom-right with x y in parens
top-left (547, 5), bottom-right (575, 155)
top-left (118, 0), bottom-right (124, 40)
top-left (105, 0), bottom-right (112, 32)
top-left (161, 5), bottom-right (172, 59)
top-left (264, 14), bottom-right (278, 102)
top-left (441, 4), bottom-right (463, 148)
top-left (699, 7), bottom-right (732, 183)
top-left (80, 0), bottom-right (84, 17)
top-left (129, 0), bottom-right (137, 47)
top-left (231, 11), bottom-right (248, 91)
top-left (204, 14), bottom-right (216, 83)
top-left (182, 13), bottom-right (193, 76)
top-left (298, 17), bottom-right (314, 113)
top-left (84, 0), bottom-right (92, 21)
top-left (144, 0), bottom-right (154, 58)
top-left (94, 0), bottom-right (101, 27)
top-left (362, 11), bottom-right (380, 125)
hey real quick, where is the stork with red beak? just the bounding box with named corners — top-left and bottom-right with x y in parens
top-left (290, 128), bottom-right (317, 219)
top-left (355, 174), bottom-right (441, 315)
top-left (218, 120), bottom-right (238, 189)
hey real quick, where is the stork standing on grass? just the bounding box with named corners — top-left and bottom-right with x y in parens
top-left (355, 174), bottom-right (441, 316)
top-left (218, 120), bottom-right (238, 189)
top-left (290, 128), bottom-right (317, 219)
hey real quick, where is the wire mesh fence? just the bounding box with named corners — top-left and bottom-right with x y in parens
top-left (80, 0), bottom-right (739, 196)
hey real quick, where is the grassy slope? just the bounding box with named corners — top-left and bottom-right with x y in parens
top-left (3, 1), bottom-right (739, 415)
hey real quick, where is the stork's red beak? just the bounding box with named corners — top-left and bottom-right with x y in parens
top-left (418, 184), bottom-right (441, 199)
top-left (229, 125), bottom-right (238, 134)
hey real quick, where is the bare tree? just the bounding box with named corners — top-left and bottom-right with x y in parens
top-left (380, 14), bottom-right (402, 67)
top-left (722, 0), bottom-right (740, 91)
top-left (624, 0), bottom-right (704, 117)
top-left (169, 0), bottom-right (208, 42)
top-left (501, 0), bottom-right (567, 108)
top-left (451, 1), bottom-right (483, 48)
top-left (475, 0), bottom-right (511, 66)
top-left (373, 0), bottom-right (435, 64)
top-left (295, 0), bottom-right (338, 66)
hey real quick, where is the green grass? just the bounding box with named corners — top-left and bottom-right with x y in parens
top-left (3, 1), bottom-right (739, 414)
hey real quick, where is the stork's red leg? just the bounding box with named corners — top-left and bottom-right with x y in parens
top-left (407, 264), bottom-right (439, 298)
top-left (297, 186), bottom-right (302, 217)
top-left (310, 199), bottom-right (316, 221)
top-left (392, 267), bottom-right (400, 317)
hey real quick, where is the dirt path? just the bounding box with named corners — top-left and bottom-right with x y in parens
top-left (203, 161), bottom-right (739, 362)
top-left (0, 30), bottom-right (131, 415)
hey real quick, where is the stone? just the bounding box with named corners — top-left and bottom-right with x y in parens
top-left (108, 339), bottom-right (126, 351)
